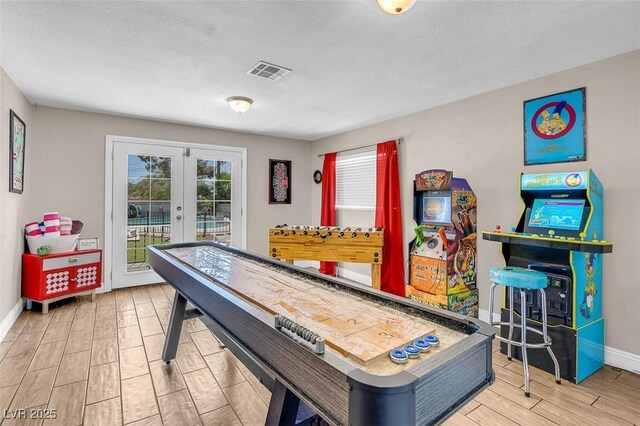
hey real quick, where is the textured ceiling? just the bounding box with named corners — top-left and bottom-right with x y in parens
top-left (1, 1), bottom-right (639, 141)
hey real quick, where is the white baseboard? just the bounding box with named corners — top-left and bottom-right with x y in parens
top-left (605, 346), bottom-right (640, 374)
top-left (295, 260), bottom-right (319, 270)
top-left (478, 308), bottom-right (501, 324)
top-left (479, 309), bottom-right (640, 374)
top-left (0, 298), bottom-right (24, 341)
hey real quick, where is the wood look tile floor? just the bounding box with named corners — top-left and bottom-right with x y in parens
top-left (0, 285), bottom-right (638, 425)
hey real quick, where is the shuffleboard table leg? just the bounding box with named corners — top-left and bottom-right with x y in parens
top-left (265, 379), bottom-right (301, 426)
top-left (162, 292), bottom-right (187, 364)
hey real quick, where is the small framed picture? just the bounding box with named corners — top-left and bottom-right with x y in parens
top-left (269, 159), bottom-right (292, 204)
top-left (9, 110), bottom-right (26, 194)
top-left (78, 237), bottom-right (99, 251)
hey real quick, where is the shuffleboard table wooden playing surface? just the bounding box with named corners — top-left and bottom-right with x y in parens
top-left (148, 242), bottom-right (495, 426)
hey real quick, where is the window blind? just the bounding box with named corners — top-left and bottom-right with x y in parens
top-left (336, 149), bottom-right (376, 209)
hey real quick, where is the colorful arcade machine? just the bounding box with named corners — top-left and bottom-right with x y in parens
top-left (483, 170), bottom-right (613, 383)
top-left (406, 169), bottom-right (478, 317)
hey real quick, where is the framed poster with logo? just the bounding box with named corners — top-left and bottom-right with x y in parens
top-left (523, 87), bottom-right (586, 166)
top-left (269, 159), bottom-right (291, 204)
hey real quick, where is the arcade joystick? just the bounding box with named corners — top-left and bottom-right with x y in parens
top-left (580, 232), bottom-right (586, 241)
top-left (548, 230), bottom-right (555, 238)
top-left (511, 227), bottom-right (516, 233)
top-left (413, 225), bottom-right (425, 247)
top-left (495, 225), bottom-right (501, 233)
top-left (437, 228), bottom-right (449, 249)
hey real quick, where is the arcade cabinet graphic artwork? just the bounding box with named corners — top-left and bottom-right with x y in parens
top-left (483, 170), bottom-right (613, 383)
top-left (407, 169), bottom-right (478, 317)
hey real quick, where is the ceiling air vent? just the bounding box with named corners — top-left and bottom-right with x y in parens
top-left (246, 61), bottom-right (292, 81)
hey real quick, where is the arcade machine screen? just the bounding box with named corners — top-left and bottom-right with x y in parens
top-left (421, 194), bottom-right (452, 226)
top-left (527, 199), bottom-right (586, 231)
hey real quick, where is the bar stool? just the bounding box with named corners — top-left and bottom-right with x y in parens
top-left (488, 266), bottom-right (561, 397)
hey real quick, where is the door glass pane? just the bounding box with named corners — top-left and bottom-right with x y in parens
top-left (196, 159), bottom-right (232, 243)
top-left (127, 155), bottom-right (172, 271)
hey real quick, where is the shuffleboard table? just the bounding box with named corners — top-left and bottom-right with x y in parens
top-left (148, 242), bottom-right (495, 426)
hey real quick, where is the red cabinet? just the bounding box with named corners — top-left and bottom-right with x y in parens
top-left (22, 249), bottom-right (102, 313)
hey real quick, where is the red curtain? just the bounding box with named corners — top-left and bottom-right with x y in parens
top-left (375, 141), bottom-right (405, 296)
top-left (319, 153), bottom-right (337, 276)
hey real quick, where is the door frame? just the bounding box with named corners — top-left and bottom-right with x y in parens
top-left (104, 134), bottom-right (247, 293)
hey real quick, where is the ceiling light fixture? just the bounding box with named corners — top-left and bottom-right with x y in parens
top-left (226, 96), bottom-right (253, 113)
top-left (376, 0), bottom-right (416, 14)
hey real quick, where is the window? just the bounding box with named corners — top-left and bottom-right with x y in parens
top-left (336, 149), bottom-right (376, 209)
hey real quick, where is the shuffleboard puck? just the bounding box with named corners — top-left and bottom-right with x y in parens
top-left (389, 348), bottom-right (408, 364)
top-left (403, 344), bottom-right (421, 358)
top-left (413, 339), bottom-right (431, 352)
top-left (423, 334), bottom-right (440, 347)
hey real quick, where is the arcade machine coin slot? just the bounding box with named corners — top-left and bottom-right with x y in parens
top-left (505, 261), bottom-right (573, 327)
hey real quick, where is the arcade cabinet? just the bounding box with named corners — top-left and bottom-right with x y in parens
top-left (483, 170), bottom-right (613, 383)
top-left (406, 169), bottom-right (478, 317)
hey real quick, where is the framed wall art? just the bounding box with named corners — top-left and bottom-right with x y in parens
top-left (78, 237), bottom-right (100, 251)
top-left (9, 110), bottom-right (26, 194)
top-left (269, 159), bottom-right (291, 204)
top-left (523, 87), bottom-right (586, 166)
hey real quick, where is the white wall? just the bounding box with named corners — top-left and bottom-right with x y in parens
top-left (29, 107), bottom-right (312, 257)
top-left (311, 51), bottom-right (640, 356)
top-left (0, 68), bottom-right (33, 326)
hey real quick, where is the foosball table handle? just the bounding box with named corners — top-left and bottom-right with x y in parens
top-left (274, 315), bottom-right (325, 355)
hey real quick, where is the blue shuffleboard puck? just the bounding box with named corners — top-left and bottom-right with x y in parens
top-left (413, 339), bottom-right (431, 352)
top-left (389, 348), bottom-right (408, 364)
top-left (423, 334), bottom-right (440, 347)
top-left (403, 344), bottom-right (421, 358)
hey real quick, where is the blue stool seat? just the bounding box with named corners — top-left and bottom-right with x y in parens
top-left (489, 266), bottom-right (547, 290)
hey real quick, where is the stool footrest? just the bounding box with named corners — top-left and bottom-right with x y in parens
top-left (494, 334), bottom-right (552, 349)
top-left (491, 321), bottom-right (550, 338)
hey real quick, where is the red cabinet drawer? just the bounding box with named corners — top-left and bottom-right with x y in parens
top-left (23, 249), bottom-right (103, 302)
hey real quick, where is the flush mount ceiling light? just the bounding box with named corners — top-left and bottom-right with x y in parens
top-left (376, 0), bottom-right (416, 14)
top-left (226, 96), bottom-right (253, 113)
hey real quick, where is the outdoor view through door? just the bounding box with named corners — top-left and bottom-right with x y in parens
top-left (195, 159), bottom-right (232, 243)
top-left (127, 155), bottom-right (172, 271)
top-left (110, 138), bottom-right (243, 289)
top-left (127, 156), bottom-right (234, 272)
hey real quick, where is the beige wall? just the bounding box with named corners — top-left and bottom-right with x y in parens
top-left (0, 68), bottom-right (34, 323)
top-left (28, 107), bottom-right (312, 259)
top-left (311, 51), bottom-right (640, 356)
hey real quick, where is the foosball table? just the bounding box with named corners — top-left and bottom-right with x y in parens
top-left (268, 225), bottom-right (384, 289)
top-left (148, 242), bottom-right (494, 425)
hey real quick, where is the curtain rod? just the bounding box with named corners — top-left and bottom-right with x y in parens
top-left (316, 137), bottom-right (404, 158)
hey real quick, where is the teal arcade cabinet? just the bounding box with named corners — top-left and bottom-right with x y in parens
top-left (483, 170), bottom-right (613, 383)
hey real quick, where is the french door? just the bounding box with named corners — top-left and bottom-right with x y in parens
top-left (111, 140), bottom-right (243, 288)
